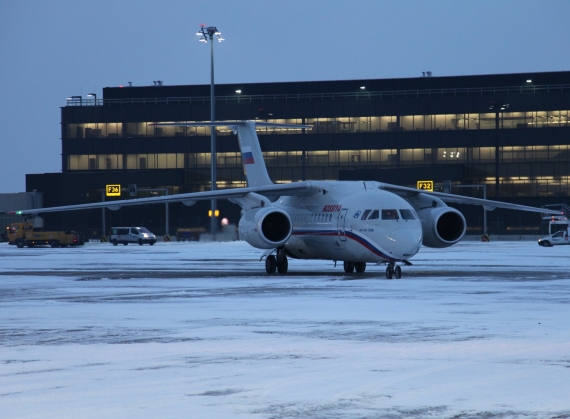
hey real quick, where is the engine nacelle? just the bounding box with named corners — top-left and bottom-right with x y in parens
top-left (238, 207), bottom-right (292, 249)
top-left (417, 206), bottom-right (466, 248)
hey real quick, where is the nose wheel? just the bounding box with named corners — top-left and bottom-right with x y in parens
top-left (386, 264), bottom-right (402, 279)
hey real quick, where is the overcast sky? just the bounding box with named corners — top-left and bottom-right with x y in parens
top-left (0, 0), bottom-right (568, 193)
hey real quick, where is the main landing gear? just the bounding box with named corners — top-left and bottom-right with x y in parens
top-left (385, 263), bottom-right (402, 279)
top-left (265, 246), bottom-right (288, 274)
top-left (343, 261), bottom-right (366, 273)
top-left (343, 260), bottom-right (402, 278)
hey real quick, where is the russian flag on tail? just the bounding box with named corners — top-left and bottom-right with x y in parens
top-left (242, 146), bottom-right (255, 165)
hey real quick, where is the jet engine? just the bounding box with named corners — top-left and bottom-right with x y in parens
top-left (417, 206), bottom-right (466, 248)
top-left (238, 207), bottom-right (292, 249)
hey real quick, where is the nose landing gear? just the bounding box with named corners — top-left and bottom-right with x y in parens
top-left (385, 263), bottom-right (402, 279)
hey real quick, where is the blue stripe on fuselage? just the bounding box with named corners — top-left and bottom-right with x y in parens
top-left (291, 229), bottom-right (398, 262)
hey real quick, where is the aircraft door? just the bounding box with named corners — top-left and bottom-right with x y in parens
top-left (551, 231), bottom-right (565, 244)
top-left (337, 209), bottom-right (348, 242)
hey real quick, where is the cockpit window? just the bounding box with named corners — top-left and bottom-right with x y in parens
top-left (368, 210), bottom-right (380, 220)
top-left (361, 209), bottom-right (371, 220)
top-left (381, 209), bottom-right (399, 220)
top-left (399, 209), bottom-right (416, 220)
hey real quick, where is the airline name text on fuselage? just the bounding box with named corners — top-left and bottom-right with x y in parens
top-left (322, 205), bottom-right (342, 212)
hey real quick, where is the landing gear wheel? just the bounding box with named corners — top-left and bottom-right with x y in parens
top-left (394, 265), bottom-right (402, 279)
top-left (138, 239), bottom-right (144, 245)
top-left (112, 239), bottom-right (118, 246)
top-left (277, 257), bottom-right (288, 274)
top-left (275, 246), bottom-right (288, 274)
top-left (386, 266), bottom-right (393, 279)
top-left (265, 255), bottom-right (277, 274)
top-left (355, 262), bottom-right (366, 273)
top-left (343, 261), bottom-right (355, 273)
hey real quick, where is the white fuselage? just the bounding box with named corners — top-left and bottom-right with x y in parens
top-left (275, 181), bottom-right (423, 263)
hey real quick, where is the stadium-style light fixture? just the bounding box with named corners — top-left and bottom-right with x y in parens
top-left (196, 25), bottom-right (224, 43)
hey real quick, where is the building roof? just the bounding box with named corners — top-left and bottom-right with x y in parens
top-left (103, 70), bottom-right (570, 100)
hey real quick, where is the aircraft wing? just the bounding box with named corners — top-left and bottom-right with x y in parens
top-left (378, 183), bottom-right (561, 215)
top-left (5, 182), bottom-right (317, 216)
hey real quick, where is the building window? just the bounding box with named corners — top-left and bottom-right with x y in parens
top-left (63, 110), bottom-right (570, 140)
top-left (437, 148), bottom-right (465, 163)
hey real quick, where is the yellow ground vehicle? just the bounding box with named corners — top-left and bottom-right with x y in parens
top-left (6, 222), bottom-right (84, 248)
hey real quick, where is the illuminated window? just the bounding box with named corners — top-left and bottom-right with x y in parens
top-left (437, 148), bottom-right (465, 163)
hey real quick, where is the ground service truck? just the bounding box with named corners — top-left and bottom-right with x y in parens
top-left (6, 222), bottom-right (84, 248)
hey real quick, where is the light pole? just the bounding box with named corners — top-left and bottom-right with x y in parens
top-left (489, 101), bottom-right (509, 197)
top-left (197, 25), bottom-right (224, 240)
top-left (67, 95), bottom-right (82, 106)
top-left (87, 93), bottom-right (97, 105)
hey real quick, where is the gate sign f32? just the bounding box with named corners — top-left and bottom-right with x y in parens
top-left (416, 180), bottom-right (434, 191)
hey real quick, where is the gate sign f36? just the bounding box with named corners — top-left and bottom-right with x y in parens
top-left (106, 184), bottom-right (121, 197)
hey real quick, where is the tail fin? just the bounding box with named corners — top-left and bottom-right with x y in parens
top-left (233, 121), bottom-right (273, 187)
top-left (152, 120), bottom-right (311, 188)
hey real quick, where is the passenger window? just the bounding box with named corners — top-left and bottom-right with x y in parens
top-left (131, 228), bottom-right (138, 235)
top-left (361, 209), bottom-right (371, 220)
top-left (399, 209), bottom-right (416, 220)
top-left (381, 209), bottom-right (399, 220)
top-left (368, 210), bottom-right (380, 220)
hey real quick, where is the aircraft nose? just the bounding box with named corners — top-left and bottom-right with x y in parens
top-left (387, 227), bottom-right (422, 259)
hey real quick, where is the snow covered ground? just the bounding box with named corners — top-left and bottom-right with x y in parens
top-left (1, 240), bottom-right (569, 419)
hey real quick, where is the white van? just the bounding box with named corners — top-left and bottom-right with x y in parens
top-left (110, 227), bottom-right (157, 246)
top-left (537, 229), bottom-right (570, 247)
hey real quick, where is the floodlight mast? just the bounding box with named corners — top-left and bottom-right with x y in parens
top-left (197, 25), bottom-right (224, 239)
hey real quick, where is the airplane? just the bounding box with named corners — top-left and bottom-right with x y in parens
top-left (6, 121), bottom-right (560, 278)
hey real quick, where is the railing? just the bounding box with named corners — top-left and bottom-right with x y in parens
top-left (65, 83), bottom-right (570, 106)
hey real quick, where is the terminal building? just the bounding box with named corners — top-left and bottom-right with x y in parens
top-left (26, 71), bottom-right (570, 237)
